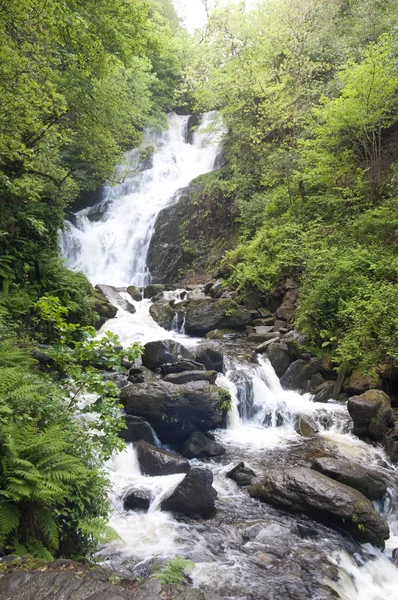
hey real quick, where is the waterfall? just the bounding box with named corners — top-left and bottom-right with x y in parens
top-left (61, 112), bottom-right (224, 287)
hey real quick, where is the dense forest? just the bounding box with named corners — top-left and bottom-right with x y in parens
top-left (1, 0), bottom-right (398, 570)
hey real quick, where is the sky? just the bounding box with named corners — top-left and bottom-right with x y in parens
top-left (173, 0), bottom-right (258, 33)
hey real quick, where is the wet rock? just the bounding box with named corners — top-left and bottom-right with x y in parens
top-left (209, 279), bottom-right (225, 299)
top-left (280, 358), bottom-right (322, 392)
top-left (226, 462), bottom-right (256, 486)
top-left (344, 370), bottom-right (381, 395)
top-left (149, 301), bottom-right (176, 330)
top-left (127, 285), bottom-right (142, 302)
top-left (265, 342), bottom-right (292, 378)
top-left (127, 367), bottom-right (145, 384)
top-left (93, 286), bottom-right (117, 327)
top-left (142, 340), bottom-right (194, 372)
top-left (196, 343), bottom-right (224, 373)
top-left (96, 284), bottom-right (136, 315)
top-left (247, 327), bottom-right (278, 343)
top-left (120, 380), bottom-right (226, 443)
top-left (123, 488), bottom-right (151, 511)
top-left (282, 329), bottom-right (309, 358)
top-left (185, 299), bottom-right (251, 336)
top-left (255, 339), bottom-right (278, 354)
top-left (183, 431), bottom-right (225, 458)
top-left (274, 320), bottom-right (287, 332)
top-left (311, 457), bottom-right (388, 500)
top-left (249, 467), bottom-right (389, 548)
top-left (134, 440), bottom-right (190, 476)
top-left (347, 389), bottom-right (394, 440)
top-left (164, 370), bottom-right (217, 385)
top-left (160, 360), bottom-right (206, 375)
top-left (253, 317), bottom-right (275, 327)
top-left (205, 329), bottom-right (224, 340)
top-left (143, 284), bottom-right (165, 299)
top-left (312, 381), bottom-right (335, 403)
top-left (119, 415), bottom-right (157, 445)
top-left (294, 414), bottom-right (319, 437)
top-left (161, 468), bottom-right (216, 517)
top-left (0, 569), bottom-right (131, 600)
top-left (276, 300), bottom-right (296, 321)
top-left (392, 548), bottom-right (398, 565)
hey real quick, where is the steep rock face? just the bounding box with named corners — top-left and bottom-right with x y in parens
top-left (185, 299), bottom-right (251, 336)
top-left (147, 183), bottom-right (235, 284)
top-left (249, 467), bottom-right (389, 548)
top-left (119, 380), bottom-right (227, 443)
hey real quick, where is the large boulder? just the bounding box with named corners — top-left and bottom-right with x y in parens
top-left (149, 301), bottom-right (176, 331)
top-left (141, 340), bottom-right (194, 372)
top-left (119, 415), bottom-right (157, 444)
top-left (344, 370), bottom-right (381, 395)
top-left (160, 360), bottom-right (205, 375)
top-left (164, 370), bottom-right (217, 385)
top-left (280, 358), bottom-right (322, 392)
top-left (247, 328), bottom-right (279, 343)
top-left (143, 284), bottom-right (165, 299)
top-left (347, 390), bottom-right (394, 440)
top-left (161, 468), bottom-right (216, 516)
top-left (93, 287), bottom-right (117, 327)
top-left (96, 284), bottom-right (136, 314)
top-left (249, 467), bottom-right (389, 548)
top-left (120, 380), bottom-right (227, 443)
top-left (123, 488), bottom-right (151, 511)
top-left (182, 431), bottom-right (225, 458)
top-left (127, 285), bottom-right (142, 302)
top-left (226, 462), bottom-right (256, 487)
top-left (185, 299), bottom-right (251, 336)
top-left (134, 440), bottom-right (190, 476)
top-left (265, 342), bottom-right (292, 378)
top-left (312, 381), bottom-right (335, 403)
top-left (311, 457), bottom-right (388, 501)
top-left (293, 414), bottom-right (319, 437)
top-left (195, 343), bottom-right (224, 373)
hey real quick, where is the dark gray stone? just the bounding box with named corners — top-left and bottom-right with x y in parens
top-left (185, 299), bottom-right (251, 336)
top-left (249, 467), bottom-right (389, 548)
top-left (119, 415), bottom-right (157, 444)
top-left (142, 340), bottom-right (194, 371)
top-left (134, 440), bottom-right (190, 476)
top-left (265, 342), bottom-right (292, 378)
top-left (143, 284), bottom-right (165, 299)
top-left (182, 431), bottom-right (225, 458)
top-left (348, 390), bottom-right (393, 440)
top-left (160, 359), bottom-right (205, 375)
top-left (311, 457), bottom-right (388, 501)
top-left (126, 285), bottom-right (142, 302)
top-left (123, 489), bottom-right (151, 511)
top-left (294, 414), bottom-right (319, 437)
top-left (161, 468), bottom-right (216, 516)
top-left (164, 370), bottom-right (217, 385)
top-left (312, 381), bottom-right (335, 403)
top-left (226, 462), bottom-right (256, 486)
top-left (120, 380), bottom-right (226, 443)
top-left (196, 343), bottom-right (224, 373)
top-left (149, 301), bottom-right (176, 331)
top-left (280, 358), bottom-right (322, 391)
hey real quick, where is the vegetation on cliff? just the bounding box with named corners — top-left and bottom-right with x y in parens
top-left (185, 0), bottom-right (398, 378)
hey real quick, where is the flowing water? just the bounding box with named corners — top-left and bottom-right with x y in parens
top-left (61, 114), bottom-right (398, 599)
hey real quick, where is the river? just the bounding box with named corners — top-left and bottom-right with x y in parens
top-left (62, 114), bottom-right (398, 600)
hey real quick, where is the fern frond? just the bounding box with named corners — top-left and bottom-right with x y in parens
top-left (0, 502), bottom-right (20, 535)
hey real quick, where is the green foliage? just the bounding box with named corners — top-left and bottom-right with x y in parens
top-left (187, 0), bottom-right (398, 376)
top-left (218, 388), bottom-right (232, 413)
top-left (154, 557), bottom-right (195, 585)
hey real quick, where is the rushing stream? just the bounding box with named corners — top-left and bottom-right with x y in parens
top-left (62, 114), bottom-right (398, 600)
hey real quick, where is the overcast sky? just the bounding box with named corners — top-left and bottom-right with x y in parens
top-left (173, 0), bottom-right (257, 33)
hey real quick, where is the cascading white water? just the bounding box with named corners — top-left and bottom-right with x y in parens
top-left (61, 112), bottom-right (224, 286)
top-left (59, 109), bottom-right (398, 598)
